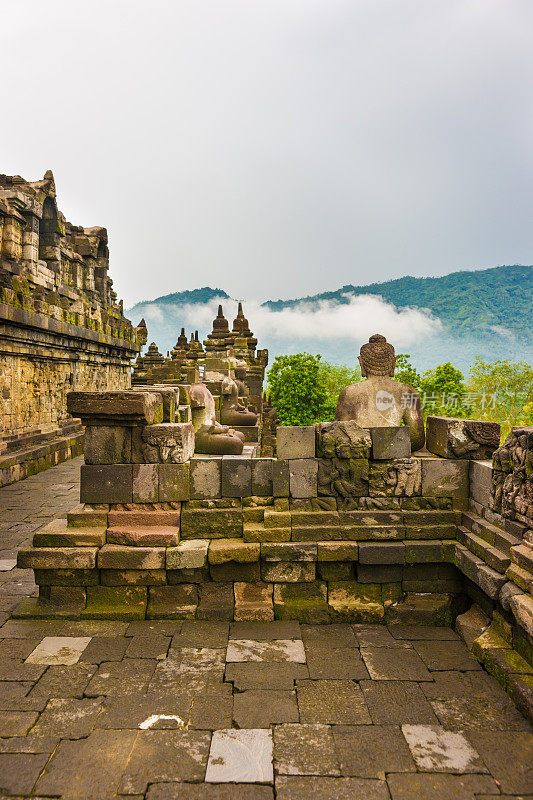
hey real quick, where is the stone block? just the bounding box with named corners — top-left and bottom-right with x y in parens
top-left (18, 547), bottom-right (97, 570)
top-left (369, 458), bottom-right (422, 497)
top-left (317, 561), bottom-right (355, 580)
top-left (82, 586), bottom-right (147, 620)
top-left (385, 592), bottom-right (453, 626)
top-left (358, 542), bottom-right (405, 564)
top-left (190, 457), bottom-right (221, 499)
top-left (358, 564), bottom-right (403, 582)
top-left (97, 545), bottom-right (165, 570)
top-left (261, 561), bottom-right (316, 582)
top-left (141, 422), bottom-right (195, 463)
top-left (317, 541), bottom-right (359, 561)
top-left (168, 567), bottom-right (210, 584)
top-left (316, 420), bottom-right (372, 459)
top-left (277, 426), bottom-right (316, 459)
top-left (405, 540), bottom-right (453, 563)
top-left (289, 459), bottom-right (318, 499)
top-left (80, 464), bottom-right (132, 504)
top-left (180, 506), bottom-right (242, 539)
top-left (167, 540), bottom-right (209, 570)
top-left (261, 542), bottom-right (317, 561)
top-left (210, 562), bottom-right (261, 582)
top-left (66, 504), bottom-right (109, 528)
top-left (34, 568), bottom-right (100, 586)
top-left (208, 539), bottom-right (260, 564)
top-left (234, 582), bottom-right (274, 621)
top-left (107, 525), bottom-right (179, 547)
top-left (327, 581), bottom-right (385, 623)
top-left (147, 585), bottom-right (198, 619)
top-left (33, 520), bottom-right (106, 547)
top-left (84, 426), bottom-right (132, 465)
top-left (469, 460), bottom-right (493, 508)
top-left (221, 456), bottom-right (252, 498)
top-left (510, 594), bottom-right (533, 639)
top-left (421, 458), bottom-right (469, 501)
top-left (67, 390), bottom-right (163, 425)
top-left (273, 460), bottom-right (290, 497)
top-left (196, 582), bottom-right (234, 620)
top-left (132, 464), bottom-right (158, 503)
top-left (370, 426), bottom-right (411, 459)
top-left (426, 416), bottom-right (500, 459)
top-left (317, 457), bottom-right (369, 499)
top-left (158, 463), bottom-right (190, 502)
top-left (251, 459), bottom-right (274, 496)
top-left (101, 569), bottom-right (167, 586)
top-left (273, 581), bottom-right (329, 623)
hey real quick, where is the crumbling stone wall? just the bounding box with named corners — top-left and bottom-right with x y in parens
top-left (0, 171), bottom-right (146, 484)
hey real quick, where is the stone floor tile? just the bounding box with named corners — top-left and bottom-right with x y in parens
top-left (34, 729), bottom-right (138, 799)
top-left (171, 620), bottom-right (229, 649)
top-left (28, 663), bottom-right (96, 699)
top-left (125, 633), bottom-right (171, 660)
top-left (118, 730), bottom-right (212, 794)
top-left (149, 656), bottom-right (223, 696)
top-left (206, 728), bottom-right (273, 783)
top-left (275, 775), bottom-right (390, 800)
top-left (0, 710), bottom-right (39, 736)
top-left (305, 647), bottom-right (369, 680)
top-left (79, 635), bottom-right (129, 663)
top-left (431, 695), bottom-right (532, 732)
top-left (147, 783), bottom-right (274, 799)
top-left (0, 658), bottom-right (47, 682)
top-left (412, 640), bottom-right (482, 671)
top-left (172, 648), bottom-right (226, 680)
top-left (225, 662), bottom-right (309, 691)
top-left (25, 636), bottom-right (92, 665)
top-left (332, 724), bottom-right (415, 777)
top-left (233, 689), bottom-right (299, 727)
top-left (420, 669), bottom-right (513, 701)
top-left (0, 637), bottom-right (42, 660)
top-left (388, 625), bottom-right (460, 641)
top-left (0, 680), bottom-right (32, 704)
top-left (84, 658), bottom-right (156, 696)
top-left (0, 558), bottom-right (17, 571)
top-left (126, 620), bottom-right (183, 637)
top-left (189, 684), bottom-right (233, 730)
top-left (30, 697), bottom-right (103, 739)
top-left (96, 693), bottom-right (191, 730)
top-left (0, 752), bottom-right (50, 795)
top-left (361, 646), bottom-right (433, 681)
top-left (387, 773), bottom-right (500, 800)
top-left (297, 680), bottom-right (371, 724)
top-left (301, 624), bottom-right (357, 649)
top-left (226, 639), bottom-right (306, 663)
top-left (360, 680), bottom-right (438, 724)
top-left (353, 625), bottom-right (410, 649)
top-left (230, 621), bottom-right (301, 640)
top-left (401, 724), bottom-right (487, 773)
top-left (273, 723), bottom-right (340, 776)
top-left (0, 735), bottom-right (59, 753)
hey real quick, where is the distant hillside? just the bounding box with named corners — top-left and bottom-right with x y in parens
top-left (264, 265), bottom-right (533, 341)
top-left (127, 265), bottom-right (533, 371)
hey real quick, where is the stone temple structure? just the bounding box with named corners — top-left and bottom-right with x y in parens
top-left (15, 332), bottom-right (533, 721)
top-left (0, 171), bottom-right (146, 486)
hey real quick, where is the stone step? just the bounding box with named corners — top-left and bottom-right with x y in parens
top-left (107, 526), bottom-right (179, 546)
top-left (107, 509), bottom-right (181, 527)
top-left (454, 543), bottom-right (507, 599)
top-left (510, 543), bottom-right (533, 572)
top-left (461, 511), bottom-right (521, 556)
top-left (456, 526), bottom-right (510, 573)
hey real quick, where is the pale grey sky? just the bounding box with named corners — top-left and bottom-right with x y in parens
top-left (2, 0), bottom-right (532, 308)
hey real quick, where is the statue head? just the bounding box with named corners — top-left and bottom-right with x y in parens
top-left (234, 364), bottom-right (247, 380)
top-left (358, 334), bottom-right (396, 378)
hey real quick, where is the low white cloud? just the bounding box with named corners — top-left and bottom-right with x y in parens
top-left (134, 293), bottom-right (442, 349)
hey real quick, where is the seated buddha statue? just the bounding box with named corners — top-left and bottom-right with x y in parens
top-left (335, 334), bottom-right (425, 451)
top-left (189, 383), bottom-right (245, 455)
top-left (220, 376), bottom-right (258, 427)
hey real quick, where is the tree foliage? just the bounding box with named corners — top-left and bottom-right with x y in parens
top-left (467, 357), bottom-right (533, 437)
top-left (267, 353), bottom-right (331, 426)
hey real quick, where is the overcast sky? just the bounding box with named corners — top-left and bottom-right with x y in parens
top-left (2, 0), bottom-right (532, 308)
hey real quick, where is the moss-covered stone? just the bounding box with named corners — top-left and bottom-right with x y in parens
top-left (82, 586), bottom-right (147, 620)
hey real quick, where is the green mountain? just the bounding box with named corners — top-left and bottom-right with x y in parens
top-left (264, 265), bottom-right (533, 341)
top-left (148, 287), bottom-right (230, 306)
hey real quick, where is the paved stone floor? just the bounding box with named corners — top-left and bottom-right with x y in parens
top-left (0, 459), bottom-right (532, 799)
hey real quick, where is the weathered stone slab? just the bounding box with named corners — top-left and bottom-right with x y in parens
top-left (158, 462), bottom-right (190, 501)
top-left (209, 539), bottom-right (260, 564)
top-left (316, 421), bottom-right (372, 459)
top-left (277, 426), bottom-right (316, 459)
top-left (205, 728), bottom-right (273, 783)
top-left (261, 542), bottom-right (317, 562)
top-left (25, 636), bottom-right (91, 665)
top-left (234, 582), bottom-right (274, 621)
top-left (133, 464), bottom-right (158, 503)
top-left (190, 457), bottom-right (222, 499)
top-left (226, 639), bottom-right (306, 663)
top-left (67, 390), bottom-right (163, 425)
top-left (262, 561), bottom-right (316, 583)
top-left (141, 423), bottom-right (195, 463)
top-left (421, 458), bottom-right (469, 501)
top-left (84, 425), bottom-right (132, 464)
top-left (221, 457), bottom-right (252, 498)
top-left (289, 459), bottom-right (318, 499)
top-left (370, 426), bottom-right (411, 460)
top-left (167, 540), bottom-right (209, 570)
top-left (97, 544), bottom-right (165, 570)
top-left (273, 460), bottom-right (290, 497)
top-left (252, 458), bottom-right (274, 496)
top-left (80, 464), bottom-right (133, 504)
top-left (274, 582), bottom-right (329, 623)
top-left (18, 547), bottom-right (97, 570)
top-left (147, 585), bottom-right (198, 619)
top-left (369, 458), bottom-right (421, 496)
top-left (402, 724), bottom-right (486, 773)
top-left (426, 416), bottom-right (500, 460)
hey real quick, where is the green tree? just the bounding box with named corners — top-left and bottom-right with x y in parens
top-left (394, 354), bottom-right (421, 388)
top-left (267, 353), bottom-right (330, 426)
top-left (419, 362), bottom-right (468, 419)
top-left (317, 361), bottom-right (361, 419)
top-left (467, 357), bottom-right (533, 438)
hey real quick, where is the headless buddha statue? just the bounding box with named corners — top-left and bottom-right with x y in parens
top-left (189, 383), bottom-right (245, 455)
top-left (335, 334), bottom-right (425, 451)
top-left (220, 375), bottom-right (258, 427)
